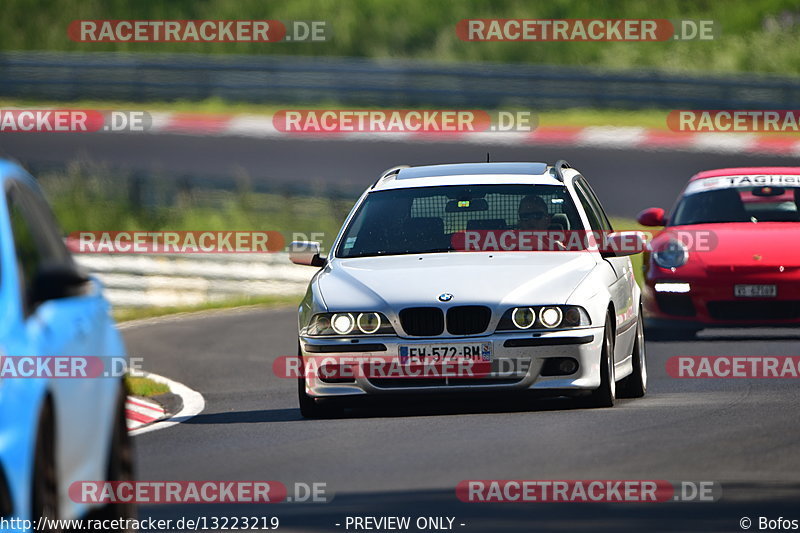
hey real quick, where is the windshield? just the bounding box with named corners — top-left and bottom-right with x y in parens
top-left (671, 182), bottom-right (800, 225)
top-left (336, 184), bottom-right (583, 258)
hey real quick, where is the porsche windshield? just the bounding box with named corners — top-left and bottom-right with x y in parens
top-left (336, 184), bottom-right (583, 258)
top-left (671, 184), bottom-right (800, 225)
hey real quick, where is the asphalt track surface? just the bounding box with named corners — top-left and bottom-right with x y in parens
top-left (2, 131), bottom-right (799, 216)
top-left (7, 132), bottom-right (800, 531)
top-left (123, 308), bottom-right (800, 533)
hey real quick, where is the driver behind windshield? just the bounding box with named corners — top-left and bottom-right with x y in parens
top-left (517, 195), bottom-right (552, 230)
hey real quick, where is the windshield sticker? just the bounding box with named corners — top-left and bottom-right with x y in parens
top-left (684, 175), bottom-right (800, 195)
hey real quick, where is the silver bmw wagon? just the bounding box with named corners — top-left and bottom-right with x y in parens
top-left (291, 161), bottom-right (646, 417)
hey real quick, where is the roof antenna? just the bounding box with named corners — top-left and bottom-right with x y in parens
top-left (486, 152), bottom-right (490, 162)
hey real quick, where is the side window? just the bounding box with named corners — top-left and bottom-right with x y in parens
top-left (18, 185), bottom-right (72, 265)
top-left (7, 191), bottom-right (43, 292)
top-left (576, 178), bottom-right (613, 232)
top-left (573, 181), bottom-right (605, 232)
top-left (7, 183), bottom-right (73, 315)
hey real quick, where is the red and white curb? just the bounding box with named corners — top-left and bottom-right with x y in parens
top-left (125, 396), bottom-right (165, 431)
top-left (145, 112), bottom-right (800, 156)
top-left (125, 371), bottom-right (206, 436)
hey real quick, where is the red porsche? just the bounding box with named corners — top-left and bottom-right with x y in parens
top-left (637, 167), bottom-right (800, 338)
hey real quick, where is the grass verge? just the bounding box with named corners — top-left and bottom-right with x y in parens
top-left (112, 294), bottom-right (301, 323)
top-left (125, 375), bottom-right (170, 397)
top-left (2, 0), bottom-right (800, 76)
top-left (0, 97), bottom-right (678, 130)
top-left (8, 97), bottom-right (800, 136)
top-left (610, 216), bottom-right (650, 287)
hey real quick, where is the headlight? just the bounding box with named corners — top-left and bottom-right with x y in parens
top-left (332, 313), bottom-right (355, 334)
top-left (563, 306), bottom-right (583, 327)
top-left (498, 306), bottom-right (589, 331)
top-left (511, 307), bottom-right (536, 329)
top-left (307, 312), bottom-right (395, 336)
top-left (653, 239), bottom-right (688, 269)
top-left (356, 312), bottom-right (381, 334)
top-left (540, 307), bottom-right (563, 328)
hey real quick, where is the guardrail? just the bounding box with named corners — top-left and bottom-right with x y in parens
top-left (75, 253), bottom-right (313, 307)
top-left (1, 51), bottom-right (799, 109)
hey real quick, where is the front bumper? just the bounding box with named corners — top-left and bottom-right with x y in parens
top-left (643, 267), bottom-right (800, 327)
top-left (300, 327), bottom-right (604, 398)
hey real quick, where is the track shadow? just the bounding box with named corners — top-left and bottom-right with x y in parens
top-left (183, 408), bottom-right (301, 424)
top-left (138, 483), bottom-right (800, 532)
top-left (647, 329), bottom-right (800, 343)
top-left (182, 394), bottom-right (607, 425)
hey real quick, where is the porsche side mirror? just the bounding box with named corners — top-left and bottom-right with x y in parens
top-left (636, 207), bottom-right (666, 227)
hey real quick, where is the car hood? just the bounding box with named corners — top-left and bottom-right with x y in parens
top-left (666, 223), bottom-right (800, 267)
top-left (317, 252), bottom-right (597, 310)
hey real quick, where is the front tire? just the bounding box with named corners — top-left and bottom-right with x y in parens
top-left (88, 387), bottom-right (136, 529)
top-left (588, 315), bottom-right (616, 408)
top-left (618, 312), bottom-right (647, 398)
top-left (298, 377), bottom-right (342, 419)
top-left (297, 348), bottom-right (342, 419)
top-left (32, 401), bottom-right (60, 532)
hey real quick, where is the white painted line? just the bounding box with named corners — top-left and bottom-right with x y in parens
top-left (117, 303), bottom-right (295, 330)
top-left (226, 115), bottom-right (281, 138)
top-left (146, 111), bottom-right (176, 133)
top-left (576, 126), bottom-right (648, 148)
top-left (691, 132), bottom-right (758, 153)
top-left (129, 371), bottom-right (205, 437)
top-left (460, 131), bottom-right (535, 145)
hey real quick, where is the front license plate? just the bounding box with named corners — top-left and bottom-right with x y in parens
top-left (399, 342), bottom-right (492, 364)
top-left (734, 284), bottom-right (777, 298)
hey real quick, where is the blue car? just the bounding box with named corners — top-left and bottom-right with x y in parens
top-left (0, 160), bottom-right (132, 531)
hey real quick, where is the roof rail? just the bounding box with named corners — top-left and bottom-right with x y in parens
top-left (552, 160), bottom-right (571, 182)
top-left (370, 165), bottom-right (409, 189)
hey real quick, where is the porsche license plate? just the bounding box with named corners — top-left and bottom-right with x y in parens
top-left (734, 284), bottom-right (777, 298)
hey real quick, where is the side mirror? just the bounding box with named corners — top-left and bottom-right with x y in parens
top-left (30, 263), bottom-right (90, 305)
top-left (289, 241), bottom-right (326, 267)
top-left (636, 207), bottom-right (666, 227)
top-left (601, 231), bottom-right (646, 258)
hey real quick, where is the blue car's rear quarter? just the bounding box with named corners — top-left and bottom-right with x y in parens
top-left (0, 377), bottom-right (50, 523)
top-left (0, 162), bottom-right (45, 524)
top-left (0, 161), bottom-right (128, 527)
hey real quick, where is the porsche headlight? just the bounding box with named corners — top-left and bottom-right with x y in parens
top-left (307, 312), bottom-right (395, 336)
top-left (498, 306), bottom-right (589, 331)
top-left (653, 239), bottom-right (688, 269)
